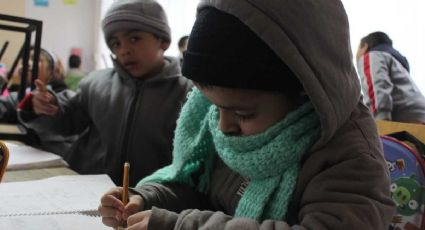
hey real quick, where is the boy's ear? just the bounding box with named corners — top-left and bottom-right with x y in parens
top-left (160, 41), bottom-right (170, 51)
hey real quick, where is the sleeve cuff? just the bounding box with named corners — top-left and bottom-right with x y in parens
top-left (374, 111), bottom-right (392, 120)
top-left (147, 207), bottom-right (178, 230)
top-left (129, 185), bottom-right (156, 211)
top-left (18, 92), bottom-right (34, 111)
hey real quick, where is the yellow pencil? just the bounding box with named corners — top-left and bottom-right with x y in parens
top-left (122, 162), bottom-right (130, 206)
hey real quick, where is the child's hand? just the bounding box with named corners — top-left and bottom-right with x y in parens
top-left (32, 79), bottom-right (58, 115)
top-left (126, 210), bottom-right (152, 230)
top-left (99, 187), bottom-right (144, 228)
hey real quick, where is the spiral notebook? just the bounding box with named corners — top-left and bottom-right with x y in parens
top-left (0, 174), bottom-right (115, 229)
top-left (0, 214), bottom-right (110, 230)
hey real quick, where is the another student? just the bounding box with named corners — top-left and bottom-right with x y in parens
top-left (64, 54), bottom-right (85, 91)
top-left (177, 35), bottom-right (188, 66)
top-left (356, 31), bottom-right (425, 124)
top-left (0, 47), bottom-right (73, 154)
top-left (0, 47), bottom-right (67, 123)
top-left (18, 0), bottom-right (193, 186)
top-left (99, 1), bottom-right (395, 229)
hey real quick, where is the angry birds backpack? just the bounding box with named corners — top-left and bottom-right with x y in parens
top-left (381, 131), bottom-right (425, 230)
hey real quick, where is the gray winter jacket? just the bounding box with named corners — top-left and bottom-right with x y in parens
top-left (131, 0), bottom-right (395, 229)
top-left (19, 57), bottom-right (193, 186)
top-left (357, 51), bottom-right (425, 123)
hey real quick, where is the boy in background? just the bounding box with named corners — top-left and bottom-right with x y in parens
top-left (177, 35), bottom-right (188, 66)
top-left (1, 47), bottom-right (67, 124)
top-left (64, 54), bottom-right (85, 91)
top-left (1, 47), bottom-right (74, 155)
top-left (18, 0), bottom-right (193, 186)
top-left (356, 31), bottom-right (425, 124)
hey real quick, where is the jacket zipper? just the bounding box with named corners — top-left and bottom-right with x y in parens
top-left (121, 82), bottom-right (142, 164)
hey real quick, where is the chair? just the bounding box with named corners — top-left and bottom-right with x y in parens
top-left (0, 140), bottom-right (9, 182)
top-left (0, 14), bottom-right (43, 144)
top-left (376, 120), bottom-right (425, 143)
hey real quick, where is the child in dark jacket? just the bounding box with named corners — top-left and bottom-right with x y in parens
top-left (99, 1), bottom-right (395, 229)
top-left (0, 47), bottom-right (73, 155)
top-left (18, 0), bottom-right (193, 186)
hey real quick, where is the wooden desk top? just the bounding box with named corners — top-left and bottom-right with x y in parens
top-left (0, 123), bottom-right (24, 134)
top-left (3, 167), bottom-right (78, 182)
top-left (376, 120), bottom-right (425, 143)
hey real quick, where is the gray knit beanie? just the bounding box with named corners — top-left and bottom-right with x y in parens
top-left (102, 0), bottom-right (171, 46)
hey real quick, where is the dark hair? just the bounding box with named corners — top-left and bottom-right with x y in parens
top-left (29, 46), bottom-right (56, 73)
top-left (178, 35), bottom-right (189, 49)
top-left (360, 31), bottom-right (392, 51)
top-left (27, 46), bottom-right (60, 82)
top-left (68, 54), bottom-right (81, 68)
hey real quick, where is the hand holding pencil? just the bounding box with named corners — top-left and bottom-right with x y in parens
top-left (98, 162), bottom-right (144, 229)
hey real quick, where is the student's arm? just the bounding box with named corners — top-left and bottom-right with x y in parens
top-left (99, 182), bottom-right (208, 229)
top-left (144, 208), bottom-right (291, 230)
top-left (358, 52), bottom-right (394, 120)
top-left (139, 155), bottom-right (393, 229)
top-left (18, 79), bottom-right (90, 136)
top-left (132, 182), bottom-right (208, 213)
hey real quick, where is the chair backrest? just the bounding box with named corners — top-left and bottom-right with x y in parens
top-left (0, 140), bottom-right (9, 182)
top-left (377, 120), bottom-right (425, 143)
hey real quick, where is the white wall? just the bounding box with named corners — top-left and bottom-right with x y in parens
top-left (24, 0), bottom-right (97, 73)
top-left (157, 0), bottom-right (198, 57)
top-left (342, 0), bottom-right (425, 94)
top-left (0, 0), bottom-right (26, 69)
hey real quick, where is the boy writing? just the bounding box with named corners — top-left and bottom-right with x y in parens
top-left (99, 0), bottom-right (395, 229)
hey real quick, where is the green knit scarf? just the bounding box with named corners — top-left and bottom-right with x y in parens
top-left (137, 88), bottom-right (321, 221)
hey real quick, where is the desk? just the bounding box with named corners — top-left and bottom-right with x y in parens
top-left (0, 124), bottom-right (25, 134)
top-left (1, 136), bottom-right (78, 182)
top-left (0, 123), bottom-right (29, 145)
top-left (3, 167), bottom-right (78, 182)
top-left (376, 120), bottom-right (425, 143)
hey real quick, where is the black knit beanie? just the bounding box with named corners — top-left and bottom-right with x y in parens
top-left (182, 7), bottom-right (303, 93)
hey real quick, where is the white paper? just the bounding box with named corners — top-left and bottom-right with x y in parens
top-left (0, 174), bottom-right (115, 217)
top-left (0, 214), bottom-right (111, 230)
top-left (5, 142), bottom-right (68, 170)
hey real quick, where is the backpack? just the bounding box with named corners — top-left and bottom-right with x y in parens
top-left (381, 131), bottom-right (425, 230)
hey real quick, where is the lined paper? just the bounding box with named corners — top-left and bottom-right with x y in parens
top-left (0, 214), bottom-right (110, 230)
top-left (0, 174), bottom-right (115, 217)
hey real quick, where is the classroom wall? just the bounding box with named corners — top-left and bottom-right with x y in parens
top-left (157, 0), bottom-right (197, 58)
top-left (24, 0), bottom-right (97, 73)
top-left (0, 0), bottom-right (26, 69)
top-left (1, 0), bottom-right (96, 73)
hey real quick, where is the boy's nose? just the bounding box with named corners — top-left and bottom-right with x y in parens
top-left (219, 109), bottom-right (241, 135)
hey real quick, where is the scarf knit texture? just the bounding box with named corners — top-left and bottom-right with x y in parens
top-left (138, 88), bottom-right (321, 221)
